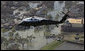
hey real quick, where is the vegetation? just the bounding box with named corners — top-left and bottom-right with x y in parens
top-left (40, 40), bottom-right (64, 50)
top-left (47, 15), bottom-right (52, 20)
top-left (47, 8), bottom-right (53, 12)
top-left (1, 28), bottom-right (8, 33)
top-left (64, 33), bottom-right (84, 44)
top-left (11, 27), bottom-right (16, 33)
top-left (1, 38), bottom-right (9, 50)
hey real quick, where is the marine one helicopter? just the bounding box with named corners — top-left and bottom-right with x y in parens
top-left (18, 11), bottom-right (70, 27)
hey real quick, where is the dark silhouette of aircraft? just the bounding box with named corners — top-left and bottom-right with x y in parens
top-left (18, 11), bottom-right (70, 27)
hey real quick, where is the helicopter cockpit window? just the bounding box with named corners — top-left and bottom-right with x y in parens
top-left (34, 19), bottom-right (38, 20)
top-left (30, 19), bottom-right (33, 20)
top-left (28, 18), bottom-right (39, 21)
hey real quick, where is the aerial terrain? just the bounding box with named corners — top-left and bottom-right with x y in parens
top-left (1, 1), bottom-right (84, 50)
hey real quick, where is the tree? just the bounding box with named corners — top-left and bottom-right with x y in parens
top-left (1, 28), bottom-right (8, 33)
top-left (8, 32), bottom-right (14, 39)
top-left (1, 37), bottom-right (8, 50)
top-left (17, 37), bottom-right (28, 50)
top-left (2, 39), bottom-right (9, 50)
top-left (6, 43), bottom-right (20, 50)
top-left (27, 35), bottom-right (35, 49)
top-left (11, 27), bottom-right (16, 33)
top-left (47, 15), bottom-right (52, 20)
top-left (14, 32), bottom-right (20, 42)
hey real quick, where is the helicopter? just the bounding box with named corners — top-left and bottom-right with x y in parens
top-left (18, 11), bottom-right (70, 27)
